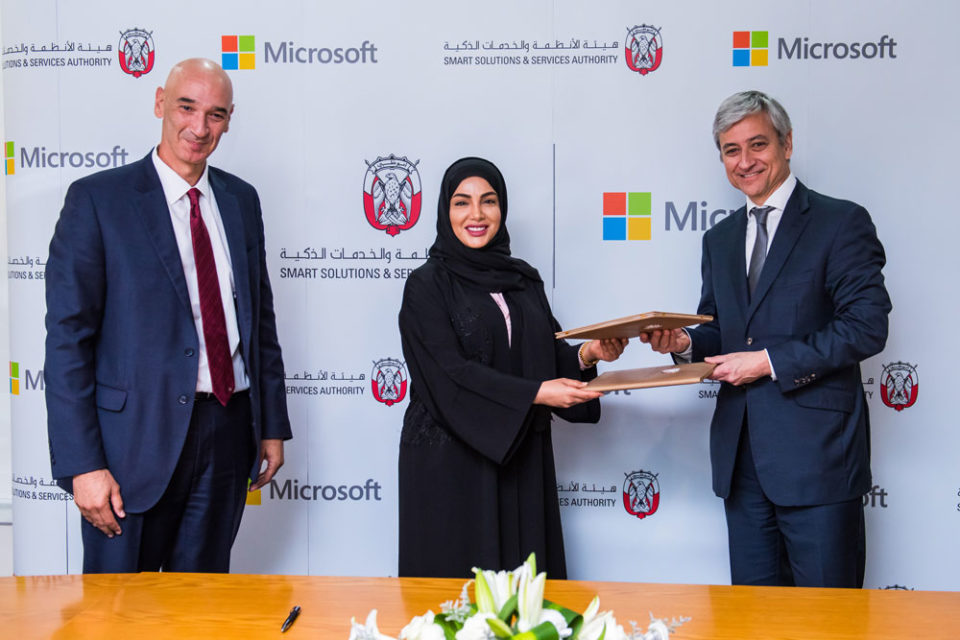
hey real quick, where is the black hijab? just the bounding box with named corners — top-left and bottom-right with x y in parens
top-left (428, 157), bottom-right (542, 292)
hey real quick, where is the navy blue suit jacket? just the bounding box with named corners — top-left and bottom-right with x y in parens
top-left (45, 152), bottom-right (291, 513)
top-left (688, 181), bottom-right (891, 507)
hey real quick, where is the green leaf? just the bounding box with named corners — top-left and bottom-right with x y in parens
top-left (433, 616), bottom-right (461, 640)
top-left (543, 599), bottom-right (581, 627)
top-left (487, 617), bottom-right (515, 638)
top-left (513, 621), bottom-right (560, 640)
top-left (498, 593), bottom-right (518, 622)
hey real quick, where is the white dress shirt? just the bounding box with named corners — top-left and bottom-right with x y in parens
top-left (151, 149), bottom-right (249, 393)
top-left (743, 173), bottom-right (796, 275)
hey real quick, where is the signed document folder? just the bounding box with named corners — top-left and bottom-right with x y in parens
top-left (585, 362), bottom-right (716, 392)
top-left (555, 311), bottom-right (712, 341)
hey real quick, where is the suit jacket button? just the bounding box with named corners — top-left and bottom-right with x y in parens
top-left (746, 337), bottom-right (754, 346)
top-left (185, 348), bottom-right (195, 357)
top-left (178, 394), bottom-right (189, 405)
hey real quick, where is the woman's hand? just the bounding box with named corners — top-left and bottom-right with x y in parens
top-left (582, 337), bottom-right (630, 363)
top-left (534, 378), bottom-right (603, 408)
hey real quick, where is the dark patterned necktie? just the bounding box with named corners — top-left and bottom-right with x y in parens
top-left (747, 206), bottom-right (773, 298)
top-left (188, 187), bottom-right (235, 405)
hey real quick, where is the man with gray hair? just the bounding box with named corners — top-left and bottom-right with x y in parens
top-left (641, 90), bottom-right (891, 587)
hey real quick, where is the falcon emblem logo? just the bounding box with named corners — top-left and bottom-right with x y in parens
top-left (623, 469), bottom-right (660, 519)
top-left (624, 25), bottom-right (662, 76)
top-left (371, 358), bottom-right (407, 406)
top-left (118, 28), bottom-right (155, 78)
top-left (363, 155), bottom-right (422, 237)
top-left (880, 361), bottom-right (918, 411)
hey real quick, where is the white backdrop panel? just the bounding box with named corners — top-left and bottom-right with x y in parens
top-left (3, 0), bottom-right (957, 590)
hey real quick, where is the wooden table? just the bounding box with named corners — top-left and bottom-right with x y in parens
top-left (2, 573), bottom-right (958, 639)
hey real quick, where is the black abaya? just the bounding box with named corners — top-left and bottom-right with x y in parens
top-left (397, 262), bottom-right (599, 578)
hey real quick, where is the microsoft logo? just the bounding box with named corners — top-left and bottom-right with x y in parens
top-left (5, 142), bottom-right (14, 175)
top-left (733, 31), bottom-right (768, 67)
top-left (603, 192), bottom-right (651, 241)
top-left (222, 35), bottom-right (256, 70)
top-left (9, 361), bottom-right (19, 395)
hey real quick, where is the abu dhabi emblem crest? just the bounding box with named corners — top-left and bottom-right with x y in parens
top-left (624, 25), bottom-right (662, 76)
top-left (363, 155), bottom-right (422, 237)
top-left (371, 358), bottom-right (407, 406)
top-left (880, 361), bottom-right (918, 411)
top-left (623, 469), bottom-right (660, 519)
top-left (118, 28), bottom-right (155, 78)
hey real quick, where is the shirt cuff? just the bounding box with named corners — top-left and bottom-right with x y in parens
top-left (764, 348), bottom-right (777, 381)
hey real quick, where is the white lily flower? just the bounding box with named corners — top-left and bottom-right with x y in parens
top-left (512, 554), bottom-right (571, 637)
top-left (578, 612), bottom-right (610, 640)
top-left (581, 595), bottom-right (600, 624)
top-left (344, 555), bottom-right (689, 640)
top-left (578, 597), bottom-right (604, 640)
top-left (473, 567), bottom-right (516, 614)
top-left (454, 612), bottom-right (497, 640)
top-left (515, 569), bottom-right (546, 632)
top-left (398, 610), bottom-right (445, 640)
top-left (518, 553), bottom-right (536, 588)
top-left (348, 610), bottom-right (398, 640)
top-left (598, 613), bottom-right (630, 640)
top-left (578, 599), bottom-right (629, 640)
top-left (490, 569), bottom-right (514, 609)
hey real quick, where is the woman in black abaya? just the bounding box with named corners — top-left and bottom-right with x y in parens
top-left (397, 157), bottom-right (627, 578)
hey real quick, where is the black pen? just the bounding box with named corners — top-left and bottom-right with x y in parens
top-left (281, 605), bottom-right (301, 632)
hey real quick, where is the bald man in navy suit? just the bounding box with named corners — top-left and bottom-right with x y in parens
top-left (45, 59), bottom-right (291, 573)
top-left (642, 91), bottom-right (891, 588)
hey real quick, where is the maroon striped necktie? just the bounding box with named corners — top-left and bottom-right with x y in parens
top-left (187, 187), bottom-right (235, 406)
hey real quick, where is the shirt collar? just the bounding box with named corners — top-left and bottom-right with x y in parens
top-left (746, 172), bottom-right (797, 213)
top-left (151, 146), bottom-right (211, 207)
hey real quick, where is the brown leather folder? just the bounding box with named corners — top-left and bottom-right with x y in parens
top-left (555, 311), bottom-right (712, 340)
top-left (585, 362), bottom-right (716, 391)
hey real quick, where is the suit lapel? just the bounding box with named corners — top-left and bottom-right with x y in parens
top-left (718, 206), bottom-right (750, 316)
top-left (209, 169), bottom-right (252, 355)
top-left (747, 181), bottom-right (812, 321)
top-left (134, 154), bottom-right (193, 316)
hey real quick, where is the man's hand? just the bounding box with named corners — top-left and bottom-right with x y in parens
top-left (582, 337), bottom-right (630, 363)
top-left (251, 439), bottom-right (285, 491)
top-left (638, 328), bottom-right (690, 355)
top-left (72, 468), bottom-right (124, 537)
top-left (534, 378), bottom-right (603, 408)
top-left (705, 351), bottom-right (771, 386)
